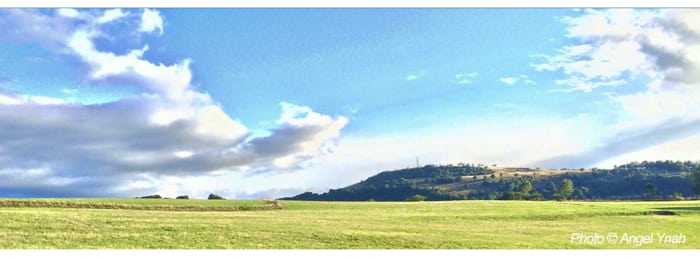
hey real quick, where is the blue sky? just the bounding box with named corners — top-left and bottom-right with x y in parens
top-left (1, 8), bottom-right (700, 198)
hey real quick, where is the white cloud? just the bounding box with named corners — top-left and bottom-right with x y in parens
top-left (520, 74), bottom-right (536, 85)
top-left (454, 72), bottom-right (479, 85)
top-left (140, 8), bottom-right (164, 35)
top-left (97, 9), bottom-right (127, 24)
top-left (68, 31), bottom-right (191, 103)
top-left (405, 70), bottom-right (425, 81)
top-left (499, 75), bottom-right (535, 86)
top-left (533, 9), bottom-right (700, 92)
top-left (174, 151), bottom-right (194, 159)
top-left (57, 8), bottom-right (80, 18)
top-left (0, 91), bottom-right (67, 105)
top-left (550, 77), bottom-right (626, 93)
top-left (499, 77), bottom-right (517, 85)
top-left (0, 9), bottom-right (78, 51)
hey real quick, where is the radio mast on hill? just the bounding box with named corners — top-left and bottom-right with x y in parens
top-left (416, 157), bottom-right (420, 168)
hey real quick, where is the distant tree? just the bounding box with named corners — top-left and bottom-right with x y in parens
top-left (490, 174), bottom-right (496, 179)
top-left (519, 181), bottom-right (532, 199)
top-left (673, 191), bottom-right (684, 201)
top-left (528, 192), bottom-right (544, 201)
top-left (558, 179), bottom-right (574, 200)
top-left (406, 194), bottom-right (426, 202)
top-left (545, 181), bottom-right (558, 193)
top-left (208, 193), bottom-right (225, 200)
top-left (690, 167), bottom-right (700, 197)
top-left (500, 191), bottom-right (518, 200)
top-left (507, 182), bottom-right (516, 192)
top-left (573, 188), bottom-right (586, 200)
top-left (553, 193), bottom-right (564, 201)
top-left (139, 194), bottom-right (162, 199)
top-left (176, 195), bottom-right (189, 200)
top-left (644, 183), bottom-right (657, 200)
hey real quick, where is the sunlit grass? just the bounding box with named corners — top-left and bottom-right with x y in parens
top-left (0, 199), bottom-right (698, 248)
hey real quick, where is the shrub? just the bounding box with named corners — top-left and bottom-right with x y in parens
top-left (406, 194), bottom-right (426, 202)
top-left (673, 192), bottom-right (684, 201)
top-left (208, 193), bottom-right (225, 200)
top-left (553, 193), bottom-right (565, 201)
top-left (528, 192), bottom-right (544, 201)
top-left (138, 194), bottom-right (162, 199)
top-left (176, 195), bottom-right (189, 200)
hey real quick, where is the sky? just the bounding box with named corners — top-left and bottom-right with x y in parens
top-left (1, 8), bottom-right (700, 198)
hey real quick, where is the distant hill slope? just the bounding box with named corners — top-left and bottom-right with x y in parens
top-left (282, 161), bottom-right (698, 201)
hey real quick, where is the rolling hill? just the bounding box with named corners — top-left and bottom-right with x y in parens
top-left (283, 160), bottom-right (698, 201)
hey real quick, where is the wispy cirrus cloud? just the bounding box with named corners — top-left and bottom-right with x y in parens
top-left (405, 70), bottom-right (425, 81)
top-left (453, 72), bottom-right (479, 85)
top-left (498, 74), bottom-right (536, 86)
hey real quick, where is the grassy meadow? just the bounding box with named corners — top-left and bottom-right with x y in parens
top-left (0, 199), bottom-right (698, 249)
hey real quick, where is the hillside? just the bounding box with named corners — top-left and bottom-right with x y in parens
top-left (283, 161), bottom-right (698, 201)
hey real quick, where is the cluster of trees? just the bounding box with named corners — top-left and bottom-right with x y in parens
top-left (360, 164), bottom-right (493, 186)
top-left (284, 160), bottom-right (700, 202)
top-left (136, 193), bottom-right (225, 200)
top-left (473, 178), bottom-right (574, 201)
top-left (286, 182), bottom-right (459, 201)
top-left (477, 161), bottom-right (699, 200)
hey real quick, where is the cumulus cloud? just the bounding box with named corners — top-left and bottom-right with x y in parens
top-left (57, 8), bottom-right (80, 18)
top-left (97, 9), bottom-right (127, 24)
top-left (0, 9), bottom-right (347, 198)
top-left (247, 102), bottom-right (348, 170)
top-left (0, 9), bottom-right (78, 51)
top-left (534, 9), bottom-right (700, 92)
top-left (140, 8), bottom-right (163, 35)
top-left (499, 77), bottom-right (517, 85)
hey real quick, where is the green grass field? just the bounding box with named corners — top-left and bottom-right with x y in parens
top-left (0, 199), bottom-right (698, 249)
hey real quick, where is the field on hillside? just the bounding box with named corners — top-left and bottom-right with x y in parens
top-left (0, 199), bottom-right (699, 249)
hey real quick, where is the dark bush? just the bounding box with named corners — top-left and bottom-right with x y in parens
top-left (176, 195), bottom-right (189, 199)
top-left (208, 193), bottom-right (225, 200)
top-left (406, 194), bottom-right (426, 202)
top-left (138, 194), bottom-right (162, 199)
